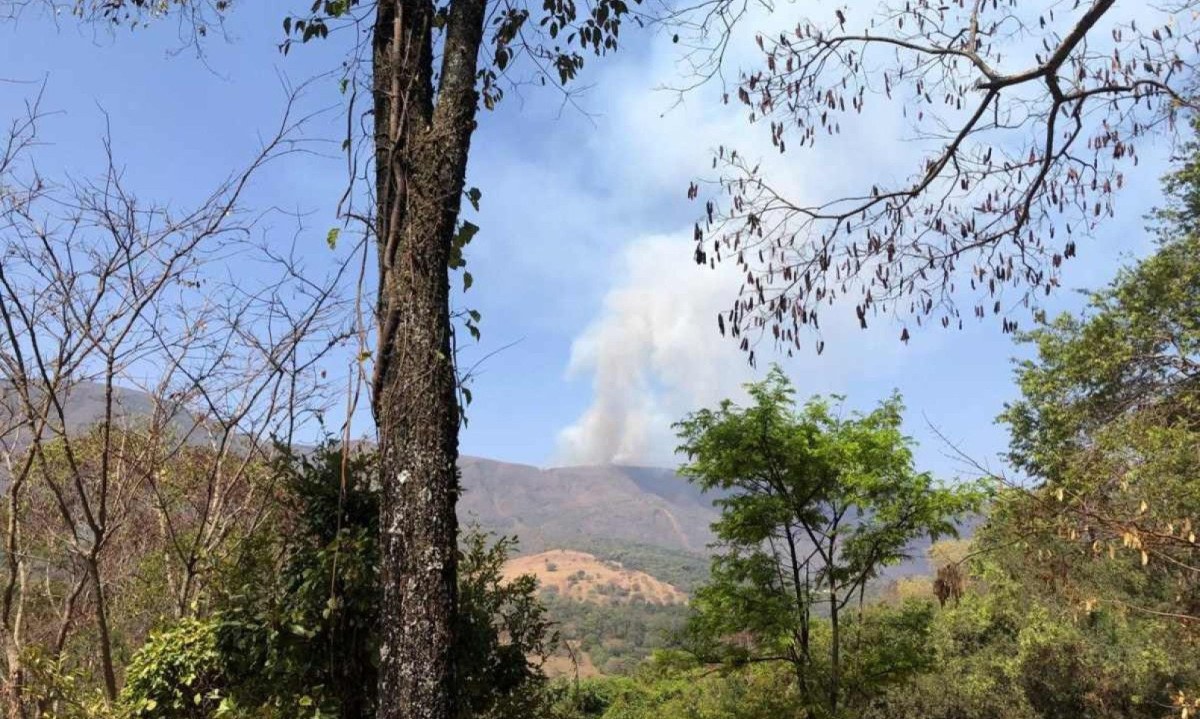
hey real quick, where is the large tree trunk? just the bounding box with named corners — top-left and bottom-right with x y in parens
top-left (372, 0), bottom-right (487, 716)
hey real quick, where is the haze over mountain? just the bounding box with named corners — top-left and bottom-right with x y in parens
top-left (0, 380), bottom-right (206, 447)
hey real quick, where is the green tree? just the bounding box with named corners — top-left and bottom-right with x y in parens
top-left (284, 4), bottom-right (641, 716)
top-left (985, 168), bottom-right (1200, 716)
top-left (997, 140), bottom-right (1200, 631)
top-left (118, 444), bottom-right (556, 719)
top-left (860, 533), bottom-right (1200, 719)
top-left (211, 445), bottom-right (380, 719)
top-left (674, 368), bottom-right (981, 716)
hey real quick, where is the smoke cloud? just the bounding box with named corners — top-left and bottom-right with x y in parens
top-left (556, 234), bottom-right (757, 466)
top-left (555, 228), bottom-right (927, 466)
top-left (553, 12), bottom-right (926, 466)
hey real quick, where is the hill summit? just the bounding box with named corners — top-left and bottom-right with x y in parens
top-left (502, 549), bottom-right (688, 606)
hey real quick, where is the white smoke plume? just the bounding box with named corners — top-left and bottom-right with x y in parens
top-left (553, 1), bottom-right (928, 466)
top-left (556, 233), bottom-right (757, 466)
top-left (555, 231), bottom-right (924, 466)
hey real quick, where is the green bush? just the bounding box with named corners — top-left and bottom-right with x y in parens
top-left (118, 443), bottom-right (555, 719)
top-left (120, 619), bottom-right (227, 719)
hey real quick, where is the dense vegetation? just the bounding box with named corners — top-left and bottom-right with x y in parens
top-left (2, 445), bottom-right (556, 719)
top-left (542, 595), bottom-right (688, 676)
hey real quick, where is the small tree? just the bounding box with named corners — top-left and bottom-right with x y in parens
top-left (0, 91), bottom-right (345, 714)
top-left (675, 368), bottom-right (981, 716)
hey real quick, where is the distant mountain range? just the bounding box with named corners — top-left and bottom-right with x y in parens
top-left (0, 380), bottom-right (204, 446)
top-left (458, 457), bottom-right (716, 555)
top-left (1, 381), bottom-right (716, 545)
top-left (3, 382), bottom-right (972, 582)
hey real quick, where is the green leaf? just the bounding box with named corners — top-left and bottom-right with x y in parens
top-left (449, 221), bottom-right (480, 269)
top-left (463, 271), bottom-right (473, 292)
top-left (454, 221), bottom-right (479, 247)
top-left (326, 227), bottom-right (340, 250)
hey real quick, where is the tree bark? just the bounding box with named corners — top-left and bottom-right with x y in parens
top-left (783, 525), bottom-right (811, 699)
top-left (828, 580), bottom-right (839, 715)
top-left (371, 0), bottom-right (487, 715)
top-left (2, 472), bottom-right (28, 719)
top-left (827, 524), bottom-right (840, 717)
top-left (87, 556), bottom-right (119, 702)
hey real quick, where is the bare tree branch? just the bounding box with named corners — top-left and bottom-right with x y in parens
top-left (677, 0), bottom-right (1200, 355)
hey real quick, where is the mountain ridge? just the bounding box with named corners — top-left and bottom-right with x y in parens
top-left (1, 382), bottom-right (716, 555)
top-left (457, 455), bottom-right (716, 555)
top-left (3, 382), bottom-right (971, 581)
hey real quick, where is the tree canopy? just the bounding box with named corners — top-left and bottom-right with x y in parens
top-left (675, 368), bottom-right (981, 715)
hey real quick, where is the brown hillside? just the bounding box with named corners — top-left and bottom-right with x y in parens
top-left (539, 640), bottom-right (601, 679)
top-left (457, 457), bottom-right (717, 554)
top-left (503, 549), bottom-right (688, 606)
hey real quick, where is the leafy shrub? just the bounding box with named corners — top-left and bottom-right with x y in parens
top-left (120, 619), bottom-right (227, 719)
top-left (19, 647), bottom-right (114, 719)
top-left (118, 443), bottom-right (555, 719)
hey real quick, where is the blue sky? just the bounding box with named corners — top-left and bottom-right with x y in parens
top-left (0, 2), bottom-right (1169, 478)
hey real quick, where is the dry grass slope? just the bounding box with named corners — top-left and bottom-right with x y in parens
top-left (502, 549), bottom-right (688, 606)
top-left (539, 641), bottom-right (601, 679)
